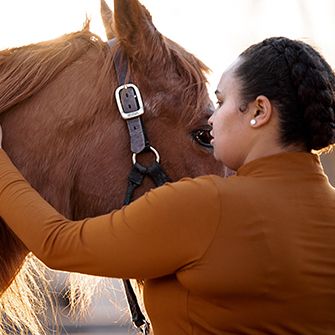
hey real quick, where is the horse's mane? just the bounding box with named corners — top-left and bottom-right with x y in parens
top-left (0, 27), bottom-right (106, 115)
top-left (0, 25), bottom-right (209, 124)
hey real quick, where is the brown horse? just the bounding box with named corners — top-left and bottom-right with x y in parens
top-left (0, 0), bottom-right (225, 333)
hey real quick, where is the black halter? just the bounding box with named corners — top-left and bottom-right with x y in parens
top-left (108, 39), bottom-right (171, 334)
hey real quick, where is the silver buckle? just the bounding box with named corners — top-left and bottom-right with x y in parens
top-left (115, 83), bottom-right (144, 120)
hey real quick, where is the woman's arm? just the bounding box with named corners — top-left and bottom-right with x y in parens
top-left (0, 149), bottom-right (220, 279)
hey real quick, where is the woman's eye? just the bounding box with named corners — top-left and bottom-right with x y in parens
top-left (216, 100), bottom-right (223, 108)
top-left (192, 128), bottom-right (213, 148)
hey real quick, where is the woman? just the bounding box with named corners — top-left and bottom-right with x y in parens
top-left (1, 36), bottom-right (335, 334)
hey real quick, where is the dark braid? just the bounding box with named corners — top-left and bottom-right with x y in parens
top-left (235, 37), bottom-right (335, 152)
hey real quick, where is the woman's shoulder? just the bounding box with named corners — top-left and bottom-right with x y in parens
top-left (156, 175), bottom-right (223, 200)
top-left (169, 174), bottom-right (241, 198)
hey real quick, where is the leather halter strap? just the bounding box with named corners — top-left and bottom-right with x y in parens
top-left (108, 39), bottom-right (171, 334)
top-left (108, 39), bottom-right (147, 154)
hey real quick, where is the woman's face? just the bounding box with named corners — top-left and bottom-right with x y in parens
top-left (209, 66), bottom-right (254, 170)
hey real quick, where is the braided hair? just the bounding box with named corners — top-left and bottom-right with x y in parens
top-left (235, 37), bottom-right (335, 152)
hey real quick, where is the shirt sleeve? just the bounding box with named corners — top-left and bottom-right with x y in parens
top-left (0, 149), bottom-right (220, 279)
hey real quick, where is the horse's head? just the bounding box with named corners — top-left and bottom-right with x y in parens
top-left (0, 0), bottom-right (225, 220)
top-left (95, 0), bottom-right (225, 204)
top-left (0, 0), bottom-right (225, 217)
top-left (0, 0), bottom-right (226, 328)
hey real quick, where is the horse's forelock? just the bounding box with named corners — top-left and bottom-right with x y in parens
top-left (170, 42), bottom-right (210, 123)
top-left (132, 38), bottom-right (211, 126)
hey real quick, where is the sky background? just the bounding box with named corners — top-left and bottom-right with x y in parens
top-left (0, 0), bottom-right (334, 96)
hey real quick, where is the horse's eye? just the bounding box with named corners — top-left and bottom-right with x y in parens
top-left (192, 127), bottom-right (213, 148)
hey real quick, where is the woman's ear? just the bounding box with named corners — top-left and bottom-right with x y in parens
top-left (249, 95), bottom-right (273, 127)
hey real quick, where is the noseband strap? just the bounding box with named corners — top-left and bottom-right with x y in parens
top-left (108, 39), bottom-right (171, 334)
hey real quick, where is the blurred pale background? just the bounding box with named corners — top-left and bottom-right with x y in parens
top-left (0, 0), bottom-right (334, 333)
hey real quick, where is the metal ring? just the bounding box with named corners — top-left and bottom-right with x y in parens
top-left (132, 146), bottom-right (160, 165)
